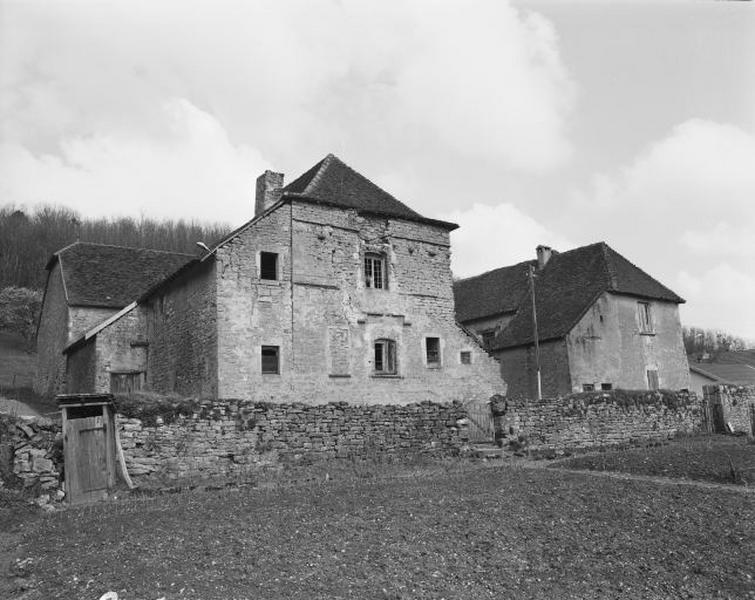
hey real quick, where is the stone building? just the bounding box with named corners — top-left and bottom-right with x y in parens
top-left (454, 242), bottom-right (690, 398)
top-left (35, 242), bottom-right (192, 398)
top-left (63, 154), bottom-right (505, 406)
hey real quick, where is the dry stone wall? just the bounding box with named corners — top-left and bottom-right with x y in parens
top-left (495, 390), bottom-right (704, 455)
top-left (116, 398), bottom-right (467, 484)
top-left (0, 414), bottom-right (64, 506)
top-left (704, 384), bottom-right (755, 435)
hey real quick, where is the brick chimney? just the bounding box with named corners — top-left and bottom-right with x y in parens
top-left (536, 245), bottom-right (553, 270)
top-left (255, 170), bottom-right (284, 216)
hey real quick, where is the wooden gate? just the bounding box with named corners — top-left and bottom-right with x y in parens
top-left (465, 399), bottom-right (495, 443)
top-left (711, 403), bottom-right (726, 434)
top-left (58, 394), bottom-right (116, 505)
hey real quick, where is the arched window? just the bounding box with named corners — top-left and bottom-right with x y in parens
top-left (373, 338), bottom-right (396, 375)
top-left (364, 252), bottom-right (387, 289)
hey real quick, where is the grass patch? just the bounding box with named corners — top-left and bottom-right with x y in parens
top-left (5, 462), bottom-right (754, 599)
top-left (551, 434), bottom-right (755, 485)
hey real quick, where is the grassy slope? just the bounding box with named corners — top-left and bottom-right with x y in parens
top-left (0, 330), bottom-right (56, 415)
top-left (6, 464), bottom-right (754, 600)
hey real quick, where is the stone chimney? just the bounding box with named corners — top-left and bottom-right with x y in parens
top-left (536, 245), bottom-right (553, 270)
top-left (255, 170), bottom-right (284, 216)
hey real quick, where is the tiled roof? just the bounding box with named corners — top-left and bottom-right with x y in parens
top-left (453, 260), bottom-right (534, 323)
top-left (454, 242), bottom-right (685, 350)
top-left (52, 242), bottom-right (193, 308)
top-left (283, 154), bottom-right (457, 230)
top-left (690, 363), bottom-right (755, 386)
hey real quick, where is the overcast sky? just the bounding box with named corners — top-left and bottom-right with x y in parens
top-left (1, 0), bottom-right (753, 340)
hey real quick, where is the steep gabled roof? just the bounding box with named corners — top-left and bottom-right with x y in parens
top-left (283, 154), bottom-right (457, 230)
top-left (50, 242), bottom-right (193, 308)
top-left (453, 260), bottom-right (534, 323)
top-left (453, 242), bottom-right (684, 351)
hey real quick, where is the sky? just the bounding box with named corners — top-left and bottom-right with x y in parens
top-left (1, 0), bottom-right (753, 340)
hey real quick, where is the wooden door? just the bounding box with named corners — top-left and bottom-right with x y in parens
top-left (63, 407), bottom-right (115, 504)
top-left (711, 403), bottom-right (725, 434)
top-left (466, 400), bottom-right (495, 443)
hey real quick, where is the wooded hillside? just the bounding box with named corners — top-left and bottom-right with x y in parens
top-left (0, 205), bottom-right (230, 290)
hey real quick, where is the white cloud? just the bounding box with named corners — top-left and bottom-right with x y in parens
top-left (0, 99), bottom-right (269, 224)
top-left (441, 202), bottom-right (574, 278)
top-left (0, 0), bottom-right (575, 190)
top-left (676, 264), bottom-right (755, 340)
top-left (568, 118), bottom-right (755, 340)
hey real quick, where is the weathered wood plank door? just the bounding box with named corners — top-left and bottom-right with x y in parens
top-left (61, 402), bottom-right (116, 505)
top-left (711, 403), bottom-right (725, 434)
top-left (465, 400), bottom-right (495, 443)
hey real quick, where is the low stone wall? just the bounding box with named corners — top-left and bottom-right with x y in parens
top-left (704, 384), bottom-right (755, 435)
top-left (495, 390), bottom-right (703, 455)
top-left (116, 398), bottom-right (467, 484)
top-left (0, 414), bottom-right (64, 506)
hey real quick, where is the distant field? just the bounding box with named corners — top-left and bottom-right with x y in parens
top-left (0, 330), bottom-right (55, 415)
top-left (0, 330), bottom-right (35, 389)
top-left (551, 434), bottom-right (755, 486)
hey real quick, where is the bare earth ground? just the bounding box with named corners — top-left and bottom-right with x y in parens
top-left (2, 443), bottom-right (753, 600)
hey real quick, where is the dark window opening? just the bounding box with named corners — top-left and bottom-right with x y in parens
top-left (365, 253), bottom-right (386, 289)
top-left (481, 329), bottom-right (495, 348)
top-left (374, 339), bottom-right (396, 375)
top-left (582, 383), bottom-right (595, 392)
top-left (260, 252), bottom-right (278, 280)
top-left (460, 351), bottom-right (471, 365)
top-left (601, 383), bottom-right (613, 391)
top-left (647, 369), bottom-right (659, 390)
top-left (426, 337), bottom-right (440, 366)
top-left (261, 346), bottom-right (280, 374)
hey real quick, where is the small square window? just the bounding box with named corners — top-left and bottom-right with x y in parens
top-left (425, 337), bottom-right (440, 367)
top-left (261, 345), bottom-right (280, 374)
top-left (374, 339), bottom-right (396, 375)
top-left (582, 383), bottom-right (595, 392)
top-left (260, 252), bottom-right (278, 280)
top-left (460, 351), bottom-right (471, 365)
top-left (365, 253), bottom-right (387, 289)
top-left (601, 383), bottom-right (613, 391)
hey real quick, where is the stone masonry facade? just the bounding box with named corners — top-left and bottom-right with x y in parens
top-left (118, 198), bottom-right (506, 406)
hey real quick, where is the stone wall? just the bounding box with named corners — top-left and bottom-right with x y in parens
top-left (495, 389), bottom-right (703, 455)
top-left (115, 398), bottom-right (467, 484)
top-left (0, 414), bottom-right (64, 505)
top-left (703, 384), bottom-right (755, 435)
top-left (35, 263), bottom-right (69, 398)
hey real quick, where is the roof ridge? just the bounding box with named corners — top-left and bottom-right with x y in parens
top-left (454, 259), bottom-right (536, 284)
top-left (599, 241), bottom-right (618, 290)
top-left (60, 241), bottom-right (194, 257)
top-left (301, 153), bottom-right (336, 196)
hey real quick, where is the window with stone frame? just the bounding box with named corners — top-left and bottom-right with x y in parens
top-left (373, 339), bottom-right (397, 375)
top-left (364, 252), bottom-right (387, 289)
top-left (460, 351), bottom-right (472, 365)
top-left (637, 301), bottom-right (654, 334)
top-left (260, 251), bottom-right (278, 280)
top-left (582, 383), bottom-right (595, 392)
top-left (261, 345), bottom-right (280, 374)
top-left (425, 337), bottom-right (441, 367)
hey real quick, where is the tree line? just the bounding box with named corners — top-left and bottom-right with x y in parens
top-left (682, 326), bottom-right (748, 356)
top-left (0, 204), bottom-right (230, 291)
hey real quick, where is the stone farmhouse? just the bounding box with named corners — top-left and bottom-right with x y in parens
top-left (35, 242), bottom-right (192, 398)
top-left (454, 243), bottom-right (691, 398)
top-left (59, 154), bottom-right (505, 406)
